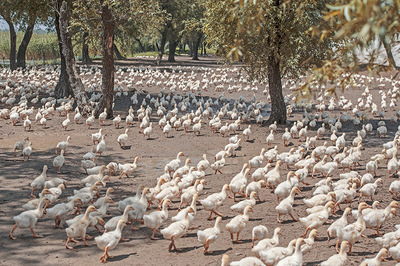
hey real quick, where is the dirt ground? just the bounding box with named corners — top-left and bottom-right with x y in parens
top-left (0, 56), bottom-right (399, 265)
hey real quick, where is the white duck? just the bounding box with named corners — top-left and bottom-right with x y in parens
top-left (9, 197), bottom-right (51, 240)
top-left (160, 207), bottom-right (194, 251)
top-left (248, 148), bottom-right (266, 170)
top-left (95, 219), bottom-right (126, 263)
top-left (359, 248), bottom-right (388, 266)
top-left (246, 180), bottom-right (266, 201)
top-left (30, 165), bottom-right (48, 197)
top-left (117, 128), bottom-right (129, 148)
top-left (266, 160), bottom-right (282, 189)
top-left (327, 207), bottom-right (351, 244)
top-left (276, 238), bottom-right (304, 266)
top-left (65, 206), bottom-right (99, 249)
top-left (363, 201), bottom-right (399, 236)
top-left (320, 241), bottom-right (349, 266)
top-left (92, 128), bottom-right (103, 144)
top-left (252, 227), bottom-right (281, 258)
top-left (282, 128), bottom-right (291, 146)
top-left (96, 135), bottom-right (106, 156)
top-left (47, 197), bottom-right (82, 228)
top-left (336, 202), bottom-right (370, 254)
top-left (230, 192), bottom-right (257, 213)
top-left (276, 187), bottom-right (301, 223)
top-left (359, 178), bottom-right (382, 202)
top-left (299, 201), bottom-right (335, 238)
top-left (143, 199), bottom-right (172, 239)
top-left (166, 151), bottom-right (185, 173)
top-left (56, 136), bottom-right (71, 155)
top-left (259, 239), bottom-right (297, 266)
top-left (251, 225), bottom-right (268, 248)
top-left (104, 205), bottom-right (134, 233)
top-left (226, 206), bottom-right (253, 243)
top-left (118, 156), bottom-right (139, 178)
top-left (197, 216), bottom-right (222, 253)
top-left (53, 150), bottom-right (65, 173)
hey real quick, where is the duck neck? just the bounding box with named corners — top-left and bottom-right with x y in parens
top-left (289, 189), bottom-right (297, 200)
top-left (384, 205), bottom-right (393, 217)
top-left (376, 249), bottom-right (386, 260)
top-left (83, 208), bottom-right (92, 221)
top-left (99, 200), bottom-right (108, 214)
top-left (214, 219), bottom-right (221, 230)
top-left (221, 186), bottom-right (228, 198)
top-left (295, 240), bottom-right (303, 256)
top-left (67, 199), bottom-right (77, 209)
top-left (37, 199), bottom-right (48, 216)
top-left (122, 207), bottom-right (131, 221)
top-left (190, 197), bottom-right (197, 213)
top-left (161, 202), bottom-right (169, 216)
top-left (116, 222), bottom-right (125, 232)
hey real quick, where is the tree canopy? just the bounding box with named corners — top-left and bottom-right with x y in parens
top-left (205, 0), bottom-right (335, 123)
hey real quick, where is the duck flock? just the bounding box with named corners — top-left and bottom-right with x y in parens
top-left (2, 64), bottom-right (400, 265)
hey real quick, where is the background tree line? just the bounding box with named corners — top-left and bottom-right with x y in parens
top-left (0, 0), bottom-right (398, 123)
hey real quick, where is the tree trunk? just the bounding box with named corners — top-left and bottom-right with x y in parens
top-left (113, 42), bottom-right (125, 60)
top-left (59, 1), bottom-right (90, 114)
top-left (156, 31), bottom-right (167, 65)
top-left (192, 33), bottom-right (202, 60)
top-left (203, 42), bottom-right (207, 55)
top-left (266, 0), bottom-right (286, 124)
top-left (381, 36), bottom-right (398, 68)
top-left (95, 1), bottom-right (115, 119)
top-left (168, 39), bottom-right (177, 62)
top-left (135, 38), bottom-right (145, 52)
top-left (54, 0), bottom-right (73, 99)
top-left (155, 42), bottom-right (159, 51)
top-left (188, 40), bottom-right (193, 57)
top-left (267, 53), bottom-right (286, 124)
top-left (81, 31), bottom-right (92, 64)
top-left (4, 17), bottom-right (16, 70)
top-left (16, 20), bottom-right (36, 68)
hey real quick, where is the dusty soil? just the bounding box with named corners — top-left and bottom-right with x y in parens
top-left (0, 55), bottom-right (399, 265)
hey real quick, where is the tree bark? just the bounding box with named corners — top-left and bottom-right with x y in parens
top-left (135, 37), bottom-right (145, 52)
top-left (188, 40), bottom-right (193, 57)
top-left (267, 53), bottom-right (286, 124)
top-left (192, 33), bottom-right (202, 60)
top-left (4, 17), bottom-right (16, 70)
top-left (81, 31), bottom-right (92, 64)
top-left (95, 1), bottom-right (114, 119)
top-left (54, 0), bottom-right (73, 99)
top-left (16, 20), bottom-right (36, 68)
top-left (381, 36), bottom-right (398, 68)
top-left (168, 39), bottom-right (177, 62)
top-left (266, 0), bottom-right (286, 125)
top-left (59, 1), bottom-right (90, 114)
top-left (156, 31), bottom-right (167, 65)
top-left (113, 42), bottom-right (125, 60)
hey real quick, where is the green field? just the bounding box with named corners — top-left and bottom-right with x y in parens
top-left (0, 31), bottom-right (214, 67)
top-left (0, 31), bottom-right (60, 64)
